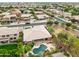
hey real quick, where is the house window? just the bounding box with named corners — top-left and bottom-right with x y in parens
top-left (6, 35), bottom-right (9, 37)
top-left (1, 41), bottom-right (8, 43)
top-left (10, 17), bottom-right (16, 19)
top-left (1, 41), bottom-right (5, 43)
top-left (14, 37), bottom-right (16, 39)
top-left (45, 38), bottom-right (48, 40)
top-left (14, 34), bottom-right (17, 36)
top-left (2, 35), bottom-right (5, 37)
top-left (10, 21), bottom-right (13, 23)
top-left (10, 38), bottom-right (13, 40)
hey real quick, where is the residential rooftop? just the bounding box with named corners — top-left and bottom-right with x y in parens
top-left (23, 25), bottom-right (52, 42)
top-left (0, 27), bottom-right (20, 35)
top-left (21, 14), bottom-right (32, 18)
top-left (37, 14), bottom-right (49, 19)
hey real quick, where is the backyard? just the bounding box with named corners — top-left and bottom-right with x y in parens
top-left (0, 44), bottom-right (17, 50)
top-left (0, 44), bottom-right (18, 57)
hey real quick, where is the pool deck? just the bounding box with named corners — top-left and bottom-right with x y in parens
top-left (42, 43), bottom-right (56, 51)
top-left (33, 43), bottom-right (56, 51)
top-left (26, 41), bottom-right (56, 57)
top-left (52, 52), bottom-right (66, 57)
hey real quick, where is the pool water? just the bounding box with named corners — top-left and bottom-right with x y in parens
top-left (33, 44), bottom-right (47, 54)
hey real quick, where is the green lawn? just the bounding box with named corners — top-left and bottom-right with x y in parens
top-left (0, 44), bottom-right (18, 57)
top-left (0, 44), bottom-right (17, 50)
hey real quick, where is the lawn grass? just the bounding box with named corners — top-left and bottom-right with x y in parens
top-left (0, 44), bottom-right (17, 50)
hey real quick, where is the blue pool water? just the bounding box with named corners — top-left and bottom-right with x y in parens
top-left (33, 44), bottom-right (47, 54)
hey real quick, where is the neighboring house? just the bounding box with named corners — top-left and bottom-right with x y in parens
top-left (21, 14), bottom-right (32, 19)
top-left (23, 25), bottom-right (52, 44)
top-left (72, 16), bottom-right (79, 23)
top-left (1, 12), bottom-right (10, 16)
top-left (22, 12), bottom-right (35, 20)
top-left (0, 13), bottom-right (33, 24)
top-left (21, 14), bottom-right (32, 23)
top-left (37, 14), bottom-right (50, 20)
top-left (48, 9), bottom-right (71, 18)
top-left (0, 14), bottom-right (17, 24)
top-left (0, 27), bottom-right (20, 44)
top-left (35, 11), bottom-right (44, 15)
top-left (48, 9), bottom-right (61, 14)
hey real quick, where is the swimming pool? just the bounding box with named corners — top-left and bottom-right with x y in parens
top-left (33, 44), bottom-right (47, 54)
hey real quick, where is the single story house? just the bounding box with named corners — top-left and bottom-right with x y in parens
top-left (23, 25), bottom-right (52, 44)
top-left (35, 11), bottom-right (44, 15)
top-left (36, 14), bottom-right (50, 20)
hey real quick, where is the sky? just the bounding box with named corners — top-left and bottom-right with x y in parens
top-left (0, 0), bottom-right (79, 2)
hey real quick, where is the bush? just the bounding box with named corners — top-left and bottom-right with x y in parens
top-left (66, 23), bottom-right (72, 27)
top-left (43, 50), bottom-right (52, 57)
top-left (47, 26), bottom-right (54, 34)
top-left (0, 44), bottom-right (18, 57)
top-left (71, 24), bottom-right (77, 29)
top-left (24, 43), bottom-right (34, 53)
top-left (64, 52), bottom-right (70, 57)
top-left (54, 21), bottom-right (59, 25)
top-left (17, 31), bottom-right (23, 43)
top-left (47, 19), bottom-right (53, 26)
top-left (50, 48), bottom-right (59, 54)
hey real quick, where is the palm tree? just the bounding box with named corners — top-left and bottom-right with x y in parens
top-left (16, 42), bottom-right (24, 57)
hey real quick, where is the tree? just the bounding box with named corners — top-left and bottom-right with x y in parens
top-left (71, 24), bottom-right (77, 29)
top-left (71, 19), bottom-right (76, 23)
top-left (54, 21), bottom-right (59, 25)
top-left (47, 19), bottom-right (53, 26)
top-left (42, 5), bottom-right (47, 9)
top-left (17, 31), bottom-right (24, 56)
top-left (57, 31), bottom-right (79, 56)
top-left (57, 31), bottom-right (70, 51)
top-left (9, 5), bottom-right (13, 9)
top-left (19, 31), bottom-right (23, 37)
top-left (47, 26), bottom-right (54, 34)
top-left (44, 11), bottom-right (54, 17)
top-left (43, 50), bottom-right (52, 57)
top-left (17, 31), bottom-right (23, 43)
top-left (20, 9), bottom-right (24, 13)
top-left (65, 23), bottom-right (72, 30)
top-left (17, 42), bottom-right (24, 57)
top-left (66, 23), bottom-right (72, 27)
top-left (24, 45), bottom-right (32, 53)
top-left (30, 9), bottom-right (38, 20)
top-left (24, 43), bottom-right (34, 53)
